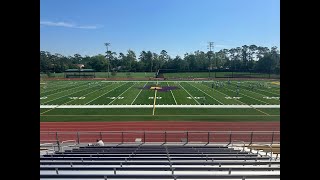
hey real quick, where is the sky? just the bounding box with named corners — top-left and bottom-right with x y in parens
top-left (40, 0), bottom-right (280, 57)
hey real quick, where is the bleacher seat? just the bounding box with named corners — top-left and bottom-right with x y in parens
top-left (40, 144), bottom-right (280, 179)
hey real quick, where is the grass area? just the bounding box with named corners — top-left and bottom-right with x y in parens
top-left (163, 72), bottom-right (280, 79)
top-left (41, 72), bottom-right (280, 79)
top-left (40, 115), bottom-right (279, 122)
top-left (40, 80), bottom-right (280, 122)
top-left (41, 72), bottom-right (155, 78)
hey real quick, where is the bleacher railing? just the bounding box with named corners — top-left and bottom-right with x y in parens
top-left (40, 131), bottom-right (279, 145)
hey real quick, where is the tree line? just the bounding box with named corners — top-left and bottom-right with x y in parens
top-left (40, 44), bottom-right (280, 75)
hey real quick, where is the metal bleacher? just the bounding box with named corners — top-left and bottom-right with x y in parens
top-left (40, 144), bottom-right (280, 180)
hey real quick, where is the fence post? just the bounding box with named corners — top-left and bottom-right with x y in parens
top-left (165, 131), bottom-right (167, 144)
top-left (121, 132), bottom-right (124, 144)
top-left (186, 131), bottom-right (189, 144)
top-left (77, 132), bottom-right (80, 144)
top-left (100, 132), bottom-right (102, 140)
top-left (144, 131), bottom-right (146, 143)
top-left (250, 132), bottom-right (253, 145)
top-left (228, 131), bottom-right (232, 145)
top-left (271, 131), bottom-right (274, 145)
top-left (56, 132), bottom-right (60, 152)
top-left (207, 132), bottom-right (210, 144)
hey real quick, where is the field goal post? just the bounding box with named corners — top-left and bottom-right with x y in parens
top-left (156, 69), bottom-right (177, 78)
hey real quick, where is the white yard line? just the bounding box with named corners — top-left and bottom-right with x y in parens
top-left (40, 82), bottom-right (74, 93)
top-left (232, 83), bottom-right (279, 97)
top-left (41, 82), bottom-right (103, 104)
top-left (40, 83), bottom-right (115, 115)
top-left (130, 82), bottom-right (148, 105)
top-left (40, 104), bottom-right (280, 108)
top-left (108, 83), bottom-right (136, 105)
top-left (84, 82), bottom-right (128, 105)
top-left (199, 83), bottom-right (270, 116)
top-left (188, 82), bottom-right (224, 105)
top-left (178, 83), bottom-right (201, 105)
top-left (225, 86), bottom-right (269, 105)
top-left (40, 82), bottom-right (89, 96)
top-left (167, 82), bottom-right (177, 105)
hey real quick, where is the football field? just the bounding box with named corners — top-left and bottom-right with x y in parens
top-left (40, 80), bottom-right (280, 121)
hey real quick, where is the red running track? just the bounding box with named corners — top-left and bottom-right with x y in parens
top-left (40, 121), bottom-right (280, 143)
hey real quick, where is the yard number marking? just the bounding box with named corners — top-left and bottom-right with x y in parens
top-left (107, 97), bottom-right (124, 99)
top-left (187, 96), bottom-right (205, 99)
top-left (69, 97), bottom-right (86, 99)
top-left (225, 97), bottom-right (242, 99)
top-left (263, 97), bottom-right (280, 100)
top-left (149, 97), bottom-right (162, 99)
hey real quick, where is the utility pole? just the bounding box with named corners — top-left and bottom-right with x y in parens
top-left (208, 42), bottom-right (214, 78)
top-left (104, 43), bottom-right (111, 78)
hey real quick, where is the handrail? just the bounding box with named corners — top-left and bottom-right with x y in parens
top-left (40, 131), bottom-right (280, 144)
top-left (249, 143), bottom-right (279, 160)
top-left (61, 140), bottom-right (78, 152)
top-left (41, 130), bottom-right (279, 133)
top-left (40, 143), bottom-right (55, 153)
top-left (229, 140), bottom-right (245, 152)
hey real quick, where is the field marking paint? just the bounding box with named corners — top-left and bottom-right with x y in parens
top-left (131, 82), bottom-right (148, 105)
top-left (40, 104), bottom-right (280, 108)
top-left (84, 83), bottom-right (127, 105)
top-left (152, 81), bottom-right (159, 115)
top-left (41, 82), bottom-right (103, 104)
top-left (40, 82), bottom-right (89, 97)
top-left (40, 81), bottom-right (77, 94)
top-left (41, 114), bottom-right (280, 117)
top-left (167, 82), bottom-right (178, 105)
top-left (231, 83), bottom-right (279, 97)
top-left (188, 82), bottom-right (224, 105)
top-left (178, 83), bottom-right (200, 105)
top-left (226, 87), bottom-right (269, 105)
top-left (200, 83), bottom-right (270, 116)
top-left (263, 97), bottom-right (280, 100)
top-left (108, 83), bottom-right (136, 105)
top-left (40, 81), bottom-right (89, 95)
top-left (225, 97), bottom-right (241, 99)
top-left (40, 83), bottom-right (117, 115)
top-left (69, 97), bottom-right (85, 99)
top-left (149, 97), bottom-right (162, 99)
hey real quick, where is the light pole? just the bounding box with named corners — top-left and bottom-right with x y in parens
top-left (208, 42), bottom-right (214, 78)
top-left (104, 43), bottom-right (111, 78)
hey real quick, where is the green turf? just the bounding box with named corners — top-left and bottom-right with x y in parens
top-left (40, 108), bottom-right (279, 122)
top-left (163, 72), bottom-right (280, 79)
top-left (40, 80), bottom-right (280, 122)
top-left (42, 72), bottom-right (155, 78)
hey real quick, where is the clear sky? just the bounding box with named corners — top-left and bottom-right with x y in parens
top-left (40, 0), bottom-right (280, 57)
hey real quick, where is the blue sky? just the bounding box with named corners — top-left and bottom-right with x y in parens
top-left (40, 0), bottom-right (280, 57)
